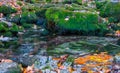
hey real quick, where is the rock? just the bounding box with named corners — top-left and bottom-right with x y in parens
top-left (18, 44), bottom-right (34, 55)
top-left (0, 19), bottom-right (13, 27)
top-left (17, 55), bottom-right (51, 67)
top-left (117, 38), bottom-right (120, 45)
top-left (36, 18), bottom-right (46, 26)
top-left (0, 36), bottom-right (12, 42)
top-left (47, 41), bottom-right (95, 56)
top-left (0, 62), bottom-right (21, 73)
top-left (114, 55), bottom-right (120, 64)
top-left (17, 55), bottom-right (37, 66)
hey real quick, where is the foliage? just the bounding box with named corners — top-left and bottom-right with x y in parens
top-left (0, 5), bottom-right (17, 16)
top-left (45, 8), bottom-right (107, 35)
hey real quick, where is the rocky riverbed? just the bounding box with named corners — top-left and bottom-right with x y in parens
top-left (0, 28), bottom-right (120, 73)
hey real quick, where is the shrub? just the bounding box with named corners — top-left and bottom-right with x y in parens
top-left (0, 5), bottom-right (17, 16)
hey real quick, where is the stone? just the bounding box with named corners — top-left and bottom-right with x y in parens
top-left (114, 55), bottom-right (120, 64)
top-left (0, 62), bottom-right (21, 73)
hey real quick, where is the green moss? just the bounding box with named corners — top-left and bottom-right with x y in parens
top-left (22, 23), bottom-right (33, 29)
top-left (3, 32), bottom-right (12, 37)
top-left (77, 0), bottom-right (82, 4)
top-left (99, 2), bottom-right (120, 19)
top-left (0, 22), bottom-right (8, 32)
top-left (66, 56), bottom-right (74, 63)
top-left (45, 8), bottom-right (107, 35)
top-left (35, 8), bottom-right (47, 18)
top-left (46, 0), bottom-right (52, 3)
top-left (22, 3), bottom-right (39, 12)
top-left (20, 12), bottom-right (38, 24)
top-left (0, 5), bottom-right (17, 16)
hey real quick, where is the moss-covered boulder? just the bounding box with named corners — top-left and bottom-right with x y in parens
top-left (96, 2), bottom-right (120, 23)
top-left (0, 22), bottom-right (8, 33)
top-left (20, 12), bottom-right (38, 24)
top-left (9, 12), bottom-right (38, 25)
top-left (0, 5), bottom-right (17, 16)
top-left (0, 22), bottom-right (24, 37)
top-left (45, 8), bottom-right (108, 35)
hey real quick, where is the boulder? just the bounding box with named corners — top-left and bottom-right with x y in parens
top-left (0, 62), bottom-right (21, 73)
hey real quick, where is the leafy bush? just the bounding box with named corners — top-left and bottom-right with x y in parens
top-left (0, 5), bottom-right (17, 16)
top-left (45, 8), bottom-right (107, 35)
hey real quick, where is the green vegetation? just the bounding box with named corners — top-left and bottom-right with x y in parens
top-left (0, 22), bottom-right (23, 37)
top-left (0, 5), bottom-right (17, 16)
top-left (96, 2), bottom-right (120, 23)
top-left (45, 8), bottom-right (107, 35)
top-left (9, 12), bottom-right (38, 25)
top-left (20, 12), bottom-right (38, 24)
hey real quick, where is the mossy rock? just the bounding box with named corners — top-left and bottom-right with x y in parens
top-left (22, 23), bottom-right (34, 29)
top-left (45, 8), bottom-right (108, 35)
top-left (47, 41), bottom-right (98, 55)
top-left (98, 2), bottom-right (120, 23)
top-left (20, 12), bottom-right (38, 24)
top-left (117, 38), bottom-right (120, 45)
top-left (35, 8), bottom-right (47, 18)
top-left (0, 5), bottom-right (17, 16)
top-left (103, 44), bottom-right (120, 55)
top-left (9, 12), bottom-right (38, 24)
top-left (21, 3), bottom-right (40, 12)
top-left (7, 15), bottom-right (21, 25)
top-left (0, 22), bottom-right (8, 32)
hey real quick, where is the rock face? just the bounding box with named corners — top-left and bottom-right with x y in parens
top-left (0, 62), bottom-right (21, 73)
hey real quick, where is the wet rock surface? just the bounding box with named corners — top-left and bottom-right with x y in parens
top-left (0, 28), bottom-right (120, 73)
top-left (0, 62), bottom-right (21, 73)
